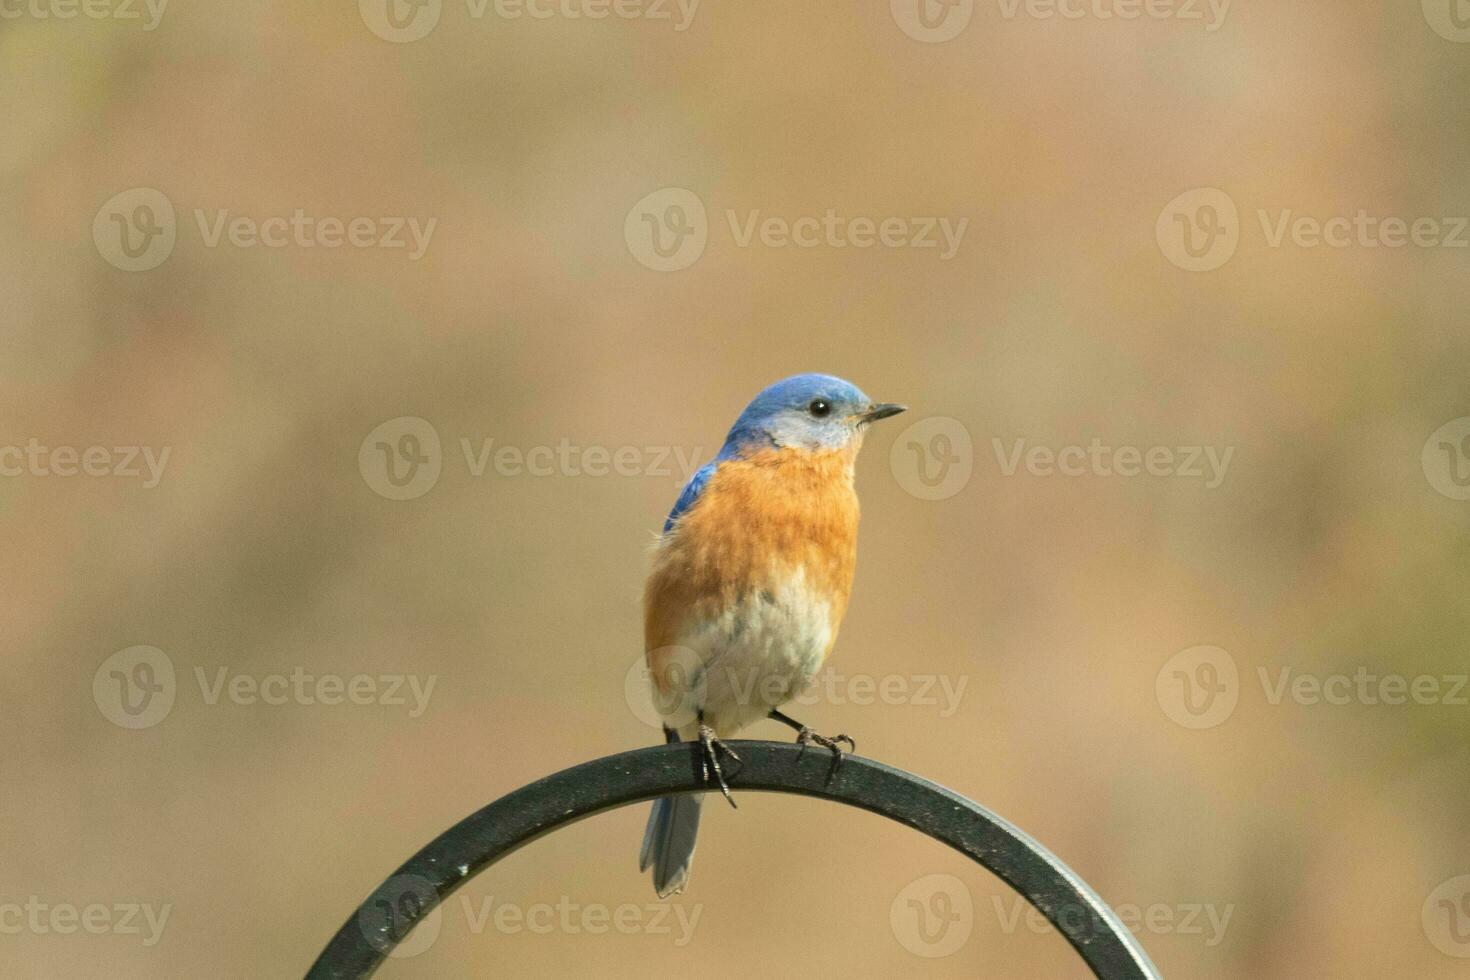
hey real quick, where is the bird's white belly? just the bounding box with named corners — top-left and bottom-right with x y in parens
top-left (675, 570), bottom-right (833, 737)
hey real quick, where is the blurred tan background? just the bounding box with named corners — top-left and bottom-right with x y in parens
top-left (4, 1), bottom-right (1470, 976)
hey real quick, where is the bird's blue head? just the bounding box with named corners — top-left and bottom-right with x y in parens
top-left (719, 373), bottom-right (906, 459)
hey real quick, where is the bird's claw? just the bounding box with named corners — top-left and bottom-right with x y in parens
top-left (795, 727), bottom-right (855, 772)
top-left (698, 724), bottom-right (741, 808)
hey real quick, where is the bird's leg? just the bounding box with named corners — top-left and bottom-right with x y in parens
top-left (697, 711), bottom-right (741, 808)
top-left (768, 708), bottom-right (855, 771)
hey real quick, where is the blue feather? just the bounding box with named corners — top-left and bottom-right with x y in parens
top-left (639, 793), bottom-right (703, 899)
top-left (663, 460), bottom-right (716, 533)
top-left (720, 373), bottom-right (871, 458)
top-left (662, 374), bottom-right (872, 534)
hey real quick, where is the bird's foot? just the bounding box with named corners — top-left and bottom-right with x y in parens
top-left (795, 727), bottom-right (855, 773)
top-left (698, 724), bottom-right (742, 808)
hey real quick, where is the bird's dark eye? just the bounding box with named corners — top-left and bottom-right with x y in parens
top-left (808, 399), bottom-right (832, 418)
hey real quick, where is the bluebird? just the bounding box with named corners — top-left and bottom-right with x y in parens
top-left (638, 373), bottom-right (905, 897)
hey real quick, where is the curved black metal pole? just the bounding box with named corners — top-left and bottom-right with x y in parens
top-left (307, 741), bottom-right (1162, 979)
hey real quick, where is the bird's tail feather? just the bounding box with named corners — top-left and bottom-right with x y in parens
top-left (639, 792), bottom-right (703, 899)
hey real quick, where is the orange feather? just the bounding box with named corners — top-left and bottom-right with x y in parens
top-left (644, 446), bottom-right (860, 700)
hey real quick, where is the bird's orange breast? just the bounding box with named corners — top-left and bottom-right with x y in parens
top-left (643, 447), bottom-right (861, 696)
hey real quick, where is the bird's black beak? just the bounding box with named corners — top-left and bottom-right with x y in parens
top-left (860, 403), bottom-right (907, 424)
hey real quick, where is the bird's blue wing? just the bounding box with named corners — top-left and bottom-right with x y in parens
top-left (663, 461), bottom-right (716, 534)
